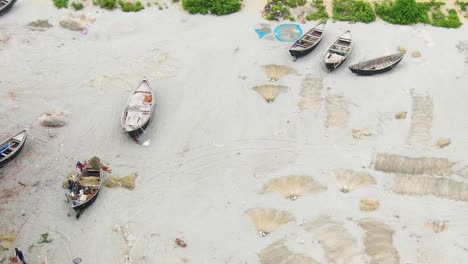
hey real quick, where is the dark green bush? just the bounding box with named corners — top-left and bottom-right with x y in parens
top-left (307, 0), bottom-right (329, 20)
top-left (333, 0), bottom-right (375, 23)
top-left (182, 0), bottom-right (241, 15)
top-left (119, 0), bottom-right (144, 11)
top-left (53, 0), bottom-right (68, 8)
top-left (71, 2), bottom-right (84, 9)
top-left (375, 0), bottom-right (430, 24)
top-left (457, 1), bottom-right (468, 11)
top-left (94, 0), bottom-right (117, 9)
top-left (431, 9), bottom-right (462, 28)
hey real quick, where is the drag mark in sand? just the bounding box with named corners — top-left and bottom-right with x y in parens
top-left (298, 75), bottom-right (322, 111)
top-left (245, 208), bottom-right (294, 237)
top-left (407, 96), bottom-right (433, 146)
top-left (393, 174), bottom-right (468, 202)
top-left (334, 169), bottom-right (376, 193)
top-left (456, 41), bottom-right (468, 64)
top-left (259, 238), bottom-right (319, 264)
top-left (358, 218), bottom-right (400, 264)
top-left (372, 153), bottom-right (452, 176)
top-left (113, 225), bottom-right (137, 264)
top-left (324, 95), bottom-right (349, 128)
top-left (261, 175), bottom-right (326, 200)
top-left (303, 216), bottom-right (367, 264)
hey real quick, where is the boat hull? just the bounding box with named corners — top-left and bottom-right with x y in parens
top-left (0, 0), bottom-right (17, 16)
top-left (289, 40), bottom-right (321, 58)
top-left (0, 142), bottom-right (25, 168)
top-left (72, 190), bottom-right (100, 218)
top-left (349, 57), bottom-right (404, 76)
top-left (126, 117), bottom-right (151, 138)
top-left (325, 57), bottom-right (347, 71)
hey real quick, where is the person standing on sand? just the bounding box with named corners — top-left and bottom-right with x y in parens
top-left (15, 248), bottom-right (27, 264)
top-left (76, 161), bottom-right (83, 172)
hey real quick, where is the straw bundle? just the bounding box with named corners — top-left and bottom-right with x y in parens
top-left (261, 64), bottom-right (297, 81)
top-left (407, 96), bottom-right (433, 146)
top-left (259, 239), bottom-right (319, 264)
top-left (253, 85), bottom-right (288, 103)
top-left (359, 218), bottom-right (400, 264)
top-left (245, 208), bottom-right (294, 237)
top-left (360, 199), bottom-right (380, 212)
top-left (325, 95), bottom-right (349, 128)
top-left (303, 216), bottom-right (366, 264)
top-left (298, 75), bottom-right (322, 111)
top-left (393, 174), bottom-right (468, 202)
top-left (262, 175), bottom-right (326, 200)
top-left (373, 153), bottom-right (451, 176)
top-left (334, 169), bottom-right (376, 193)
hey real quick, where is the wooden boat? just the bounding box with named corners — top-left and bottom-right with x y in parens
top-left (348, 52), bottom-right (406, 75)
top-left (0, 0), bottom-right (17, 16)
top-left (289, 21), bottom-right (326, 59)
top-left (121, 78), bottom-right (154, 138)
top-left (0, 130), bottom-right (28, 168)
top-left (324, 30), bottom-right (352, 70)
top-left (67, 166), bottom-right (102, 219)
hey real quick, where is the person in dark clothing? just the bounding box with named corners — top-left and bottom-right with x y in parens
top-left (76, 161), bottom-right (83, 172)
top-left (15, 248), bottom-right (27, 264)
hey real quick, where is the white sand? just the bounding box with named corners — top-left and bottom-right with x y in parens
top-left (1, 1), bottom-right (468, 263)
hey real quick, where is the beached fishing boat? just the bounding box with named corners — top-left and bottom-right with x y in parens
top-left (0, 130), bottom-right (28, 168)
top-left (348, 52), bottom-right (406, 75)
top-left (66, 162), bottom-right (102, 219)
top-left (289, 21), bottom-right (326, 59)
top-left (324, 31), bottom-right (352, 70)
top-left (0, 0), bottom-right (17, 16)
top-left (121, 78), bottom-right (154, 138)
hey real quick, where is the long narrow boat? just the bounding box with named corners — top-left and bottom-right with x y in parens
top-left (0, 130), bottom-right (28, 168)
top-left (289, 21), bottom-right (326, 59)
top-left (121, 78), bottom-right (154, 138)
top-left (67, 165), bottom-right (102, 219)
top-left (0, 0), bottom-right (17, 16)
top-left (324, 30), bottom-right (352, 70)
top-left (348, 52), bottom-right (406, 75)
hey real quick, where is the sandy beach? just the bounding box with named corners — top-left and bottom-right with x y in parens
top-left (1, 0), bottom-right (468, 263)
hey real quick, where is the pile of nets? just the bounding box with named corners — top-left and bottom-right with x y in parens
top-left (103, 173), bottom-right (137, 190)
top-left (274, 24), bottom-right (302, 42)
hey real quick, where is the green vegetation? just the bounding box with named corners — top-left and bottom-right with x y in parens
top-left (332, 0), bottom-right (375, 23)
top-left (456, 1), bottom-right (468, 11)
top-left (306, 0), bottom-right (329, 20)
top-left (71, 2), bottom-right (84, 9)
top-left (376, 0), bottom-right (462, 28)
top-left (53, 0), bottom-right (68, 8)
top-left (119, 0), bottom-right (144, 11)
top-left (263, 0), bottom-right (306, 21)
top-left (94, 0), bottom-right (117, 9)
top-left (431, 8), bottom-right (462, 28)
top-left (182, 0), bottom-right (241, 15)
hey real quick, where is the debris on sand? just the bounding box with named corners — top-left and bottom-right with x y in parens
top-left (352, 127), bottom-right (371, 139)
top-left (113, 225), bottom-right (136, 264)
top-left (245, 208), bottom-right (294, 237)
top-left (359, 218), bottom-right (400, 264)
top-left (373, 153), bottom-right (452, 176)
top-left (398, 46), bottom-right (407, 53)
top-left (407, 96), bottom-right (433, 146)
top-left (425, 220), bottom-right (448, 233)
top-left (456, 41), bottom-right (468, 64)
top-left (253, 84), bottom-right (288, 103)
top-left (395, 111), bottom-right (407, 119)
top-left (262, 175), bottom-right (326, 200)
top-left (0, 233), bottom-right (16, 250)
top-left (334, 169), bottom-right (376, 193)
top-left (39, 110), bottom-right (68, 127)
top-left (175, 238), bottom-right (187, 248)
top-left (393, 175), bottom-right (468, 202)
top-left (298, 75), bottom-right (322, 111)
top-left (260, 64), bottom-right (297, 82)
top-left (359, 199), bottom-right (380, 211)
top-left (325, 95), bottom-right (349, 128)
top-left (303, 216), bottom-right (367, 264)
top-left (103, 173), bottom-right (137, 190)
top-left (412, 51), bottom-right (422, 57)
top-left (59, 14), bottom-right (95, 32)
top-left (435, 138), bottom-right (451, 148)
top-left (27, 20), bottom-right (53, 31)
top-left (259, 238), bottom-right (319, 264)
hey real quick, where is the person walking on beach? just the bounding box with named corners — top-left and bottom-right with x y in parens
top-left (15, 248), bottom-right (27, 264)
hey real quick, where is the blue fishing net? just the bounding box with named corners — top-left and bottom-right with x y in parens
top-left (274, 24), bottom-right (303, 42)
